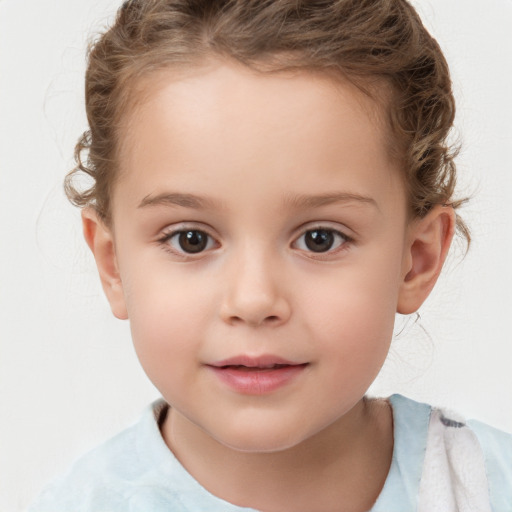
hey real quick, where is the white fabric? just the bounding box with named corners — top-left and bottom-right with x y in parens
top-left (419, 408), bottom-right (492, 512)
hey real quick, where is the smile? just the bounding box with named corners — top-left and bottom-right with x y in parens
top-left (207, 355), bottom-right (309, 395)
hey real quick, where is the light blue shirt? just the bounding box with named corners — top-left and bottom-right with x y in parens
top-left (29, 395), bottom-right (512, 511)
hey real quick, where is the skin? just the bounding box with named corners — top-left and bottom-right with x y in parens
top-left (83, 60), bottom-right (455, 512)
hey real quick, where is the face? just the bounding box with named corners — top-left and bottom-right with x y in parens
top-left (107, 61), bottom-right (413, 452)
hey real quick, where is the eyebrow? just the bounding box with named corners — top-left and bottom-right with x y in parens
top-left (138, 192), bottom-right (222, 210)
top-left (284, 192), bottom-right (379, 211)
top-left (137, 191), bottom-right (379, 211)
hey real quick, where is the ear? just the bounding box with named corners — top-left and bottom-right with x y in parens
top-left (397, 205), bottom-right (455, 315)
top-left (82, 208), bottom-right (128, 320)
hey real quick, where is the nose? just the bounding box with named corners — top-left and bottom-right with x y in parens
top-left (219, 247), bottom-right (292, 328)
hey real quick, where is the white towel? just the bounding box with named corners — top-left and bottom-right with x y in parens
top-left (418, 408), bottom-right (492, 512)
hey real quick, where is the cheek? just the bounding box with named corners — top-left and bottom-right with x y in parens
top-left (301, 251), bottom-right (402, 362)
top-left (127, 299), bottom-right (202, 400)
top-left (307, 290), bottom-right (395, 400)
top-left (119, 264), bottom-right (207, 375)
top-left (312, 290), bottom-right (395, 359)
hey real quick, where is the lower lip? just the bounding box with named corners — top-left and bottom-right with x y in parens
top-left (208, 364), bottom-right (308, 395)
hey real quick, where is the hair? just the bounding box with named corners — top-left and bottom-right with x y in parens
top-left (65, 0), bottom-right (469, 243)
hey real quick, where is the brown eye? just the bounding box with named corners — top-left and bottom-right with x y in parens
top-left (173, 229), bottom-right (209, 254)
top-left (304, 230), bottom-right (335, 252)
top-left (294, 228), bottom-right (348, 254)
top-left (160, 227), bottom-right (217, 257)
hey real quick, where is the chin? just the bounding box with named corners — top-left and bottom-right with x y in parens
top-left (209, 422), bottom-right (312, 454)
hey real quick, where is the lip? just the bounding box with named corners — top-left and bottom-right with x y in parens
top-left (207, 355), bottom-right (309, 395)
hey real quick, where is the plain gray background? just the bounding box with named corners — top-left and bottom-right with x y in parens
top-left (1, 0), bottom-right (511, 510)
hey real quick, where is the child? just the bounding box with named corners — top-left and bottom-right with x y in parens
top-left (29, 0), bottom-right (511, 511)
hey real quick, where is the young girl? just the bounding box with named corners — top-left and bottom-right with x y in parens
top-left (29, 0), bottom-right (511, 511)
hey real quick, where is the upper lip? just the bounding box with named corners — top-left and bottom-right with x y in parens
top-left (208, 355), bottom-right (307, 368)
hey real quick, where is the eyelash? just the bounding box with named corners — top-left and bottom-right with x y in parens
top-left (293, 227), bottom-right (351, 255)
top-left (158, 227), bottom-right (217, 257)
top-left (157, 225), bottom-right (352, 258)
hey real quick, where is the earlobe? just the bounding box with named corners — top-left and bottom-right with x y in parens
top-left (82, 208), bottom-right (128, 320)
top-left (397, 205), bottom-right (455, 315)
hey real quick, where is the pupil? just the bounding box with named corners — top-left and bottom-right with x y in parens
top-left (305, 230), bottom-right (334, 252)
top-left (179, 231), bottom-right (207, 253)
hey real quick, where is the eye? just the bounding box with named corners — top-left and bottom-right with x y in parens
top-left (294, 228), bottom-right (348, 253)
top-left (164, 229), bottom-right (216, 254)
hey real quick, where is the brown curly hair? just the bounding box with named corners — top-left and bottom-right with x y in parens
top-left (66, 0), bottom-right (469, 242)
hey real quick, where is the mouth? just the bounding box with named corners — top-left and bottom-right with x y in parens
top-left (207, 355), bottom-right (309, 394)
top-left (217, 363), bottom-right (299, 372)
top-left (209, 354), bottom-right (306, 368)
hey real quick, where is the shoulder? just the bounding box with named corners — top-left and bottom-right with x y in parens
top-left (28, 402), bottom-right (161, 511)
top-left (29, 400), bottom-right (255, 512)
top-left (389, 394), bottom-right (512, 468)
top-left (28, 401), bottom-right (183, 512)
top-left (430, 403), bottom-right (512, 486)
top-left (390, 395), bottom-right (512, 512)
top-left (466, 417), bottom-right (512, 465)
top-left (466, 417), bottom-right (512, 511)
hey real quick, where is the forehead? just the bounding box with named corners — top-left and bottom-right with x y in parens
top-left (113, 60), bottom-right (404, 216)
top-left (121, 59), bottom-right (389, 148)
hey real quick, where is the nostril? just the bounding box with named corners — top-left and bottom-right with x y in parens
top-left (229, 314), bottom-right (281, 327)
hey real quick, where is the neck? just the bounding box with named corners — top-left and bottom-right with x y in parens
top-left (162, 397), bottom-right (393, 512)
